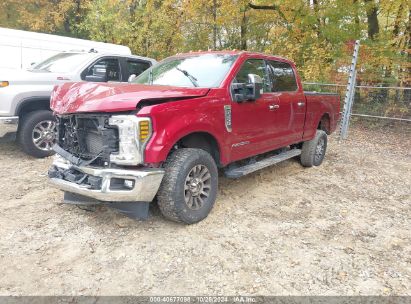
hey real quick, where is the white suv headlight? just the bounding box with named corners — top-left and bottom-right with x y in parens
top-left (109, 115), bottom-right (152, 165)
top-left (0, 81), bottom-right (9, 87)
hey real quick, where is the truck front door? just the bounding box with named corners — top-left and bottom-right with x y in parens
top-left (229, 58), bottom-right (279, 161)
top-left (81, 57), bottom-right (122, 82)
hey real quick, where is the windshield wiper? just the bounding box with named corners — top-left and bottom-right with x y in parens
top-left (176, 67), bottom-right (199, 87)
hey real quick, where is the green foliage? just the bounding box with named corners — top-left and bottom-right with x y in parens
top-left (0, 0), bottom-right (410, 86)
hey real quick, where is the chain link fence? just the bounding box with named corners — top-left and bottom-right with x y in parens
top-left (303, 82), bottom-right (411, 135)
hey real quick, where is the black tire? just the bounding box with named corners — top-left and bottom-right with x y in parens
top-left (300, 130), bottom-right (327, 167)
top-left (157, 148), bottom-right (218, 224)
top-left (17, 110), bottom-right (57, 158)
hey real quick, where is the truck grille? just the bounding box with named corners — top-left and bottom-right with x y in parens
top-left (56, 114), bottom-right (119, 166)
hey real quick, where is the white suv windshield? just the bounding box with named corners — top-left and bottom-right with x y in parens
top-left (30, 53), bottom-right (92, 73)
top-left (133, 54), bottom-right (238, 88)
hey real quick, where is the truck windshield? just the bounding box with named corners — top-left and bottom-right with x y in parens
top-left (133, 54), bottom-right (238, 88)
top-left (29, 53), bottom-right (92, 73)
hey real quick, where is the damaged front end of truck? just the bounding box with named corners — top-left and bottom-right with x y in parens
top-left (48, 113), bottom-right (164, 219)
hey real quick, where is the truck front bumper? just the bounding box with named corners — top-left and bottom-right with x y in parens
top-left (0, 116), bottom-right (19, 139)
top-left (49, 156), bottom-right (164, 203)
top-left (0, 116), bottom-right (19, 124)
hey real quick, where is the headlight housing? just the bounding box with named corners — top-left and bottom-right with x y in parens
top-left (0, 81), bottom-right (9, 87)
top-left (109, 115), bottom-right (152, 165)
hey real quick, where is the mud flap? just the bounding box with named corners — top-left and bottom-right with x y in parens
top-left (63, 192), bottom-right (150, 220)
top-left (107, 202), bottom-right (150, 220)
top-left (64, 192), bottom-right (100, 205)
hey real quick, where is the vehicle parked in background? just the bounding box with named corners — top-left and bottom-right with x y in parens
top-left (0, 27), bottom-right (131, 70)
top-left (48, 51), bottom-right (340, 224)
top-left (0, 50), bottom-right (156, 157)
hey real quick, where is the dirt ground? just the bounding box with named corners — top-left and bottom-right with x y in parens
top-left (0, 124), bottom-right (410, 296)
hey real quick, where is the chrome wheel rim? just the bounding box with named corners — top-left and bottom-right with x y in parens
top-left (314, 137), bottom-right (325, 163)
top-left (184, 164), bottom-right (211, 210)
top-left (32, 120), bottom-right (57, 151)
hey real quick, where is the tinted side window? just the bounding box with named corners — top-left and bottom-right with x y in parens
top-left (268, 61), bottom-right (298, 92)
top-left (86, 58), bottom-right (120, 81)
top-left (126, 60), bottom-right (151, 77)
top-left (234, 59), bottom-right (270, 92)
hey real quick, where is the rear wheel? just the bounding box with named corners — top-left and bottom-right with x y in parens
top-left (157, 148), bottom-right (218, 224)
top-left (18, 110), bottom-right (57, 158)
top-left (300, 130), bottom-right (327, 167)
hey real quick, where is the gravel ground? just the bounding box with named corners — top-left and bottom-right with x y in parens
top-left (0, 124), bottom-right (410, 296)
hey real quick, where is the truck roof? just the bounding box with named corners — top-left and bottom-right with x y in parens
top-left (173, 50), bottom-right (292, 63)
top-left (62, 51), bottom-right (156, 64)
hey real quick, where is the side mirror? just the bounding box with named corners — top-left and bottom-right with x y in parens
top-left (231, 73), bottom-right (263, 102)
top-left (128, 74), bottom-right (137, 83)
top-left (247, 74), bottom-right (263, 100)
top-left (85, 64), bottom-right (108, 82)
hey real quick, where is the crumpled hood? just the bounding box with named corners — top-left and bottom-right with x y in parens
top-left (51, 82), bottom-right (210, 114)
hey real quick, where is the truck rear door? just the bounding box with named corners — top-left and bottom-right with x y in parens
top-left (266, 60), bottom-right (306, 144)
top-left (120, 57), bottom-right (152, 81)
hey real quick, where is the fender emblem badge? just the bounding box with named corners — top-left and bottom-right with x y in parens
top-left (224, 105), bottom-right (232, 132)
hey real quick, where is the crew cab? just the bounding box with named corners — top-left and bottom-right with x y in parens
top-left (48, 51), bottom-right (340, 224)
top-left (0, 50), bottom-right (156, 157)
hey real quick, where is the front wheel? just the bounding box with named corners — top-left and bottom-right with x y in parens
top-left (300, 130), bottom-right (328, 167)
top-left (18, 110), bottom-right (57, 158)
top-left (157, 148), bottom-right (218, 224)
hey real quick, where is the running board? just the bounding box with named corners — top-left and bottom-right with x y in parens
top-left (224, 149), bottom-right (301, 178)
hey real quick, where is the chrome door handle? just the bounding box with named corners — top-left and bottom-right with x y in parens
top-left (269, 104), bottom-right (280, 111)
top-left (297, 101), bottom-right (305, 107)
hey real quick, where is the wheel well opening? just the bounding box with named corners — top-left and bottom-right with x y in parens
top-left (17, 99), bottom-right (51, 118)
top-left (175, 132), bottom-right (221, 167)
top-left (318, 113), bottom-right (331, 134)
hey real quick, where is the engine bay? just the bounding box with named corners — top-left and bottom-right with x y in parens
top-left (56, 114), bottom-right (119, 167)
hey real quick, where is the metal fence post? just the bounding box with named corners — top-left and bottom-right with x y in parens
top-left (340, 40), bottom-right (360, 140)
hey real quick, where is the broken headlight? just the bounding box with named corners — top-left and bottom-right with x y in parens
top-left (109, 115), bottom-right (152, 165)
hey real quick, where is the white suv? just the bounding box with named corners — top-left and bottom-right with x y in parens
top-left (0, 50), bottom-right (156, 157)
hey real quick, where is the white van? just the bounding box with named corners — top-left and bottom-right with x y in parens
top-left (0, 27), bottom-right (132, 70)
top-left (0, 28), bottom-right (156, 158)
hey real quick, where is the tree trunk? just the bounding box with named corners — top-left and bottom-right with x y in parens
top-left (353, 0), bottom-right (360, 35)
top-left (312, 0), bottom-right (322, 37)
top-left (404, 9), bottom-right (411, 103)
top-left (364, 0), bottom-right (379, 40)
top-left (240, 8), bottom-right (248, 50)
top-left (75, 0), bottom-right (81, 24)
top-left (212, 0), bottom-right (217, 49)
top-left (63, 18), bottom-right (71, 34)
top-left (392, 4), bottom-right (403, 37)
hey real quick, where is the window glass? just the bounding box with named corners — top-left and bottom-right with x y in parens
top-left (134, 54), bottom-right (238, 88)
top-left (126, 60), bottom-right (151, 77)
top-left (86, 58), bottom-right (120, 81)
top-left (234, 59), bottom-right (270, 92)
top-left (268, 61), bottom-right (298, 92)
top-left (30, 53), bottom-right (93, 73)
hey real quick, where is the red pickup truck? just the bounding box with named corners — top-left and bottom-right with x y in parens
top-left (48, 51), bottom-right (340, 224)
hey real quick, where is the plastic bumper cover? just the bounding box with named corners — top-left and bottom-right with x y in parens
top-left (49, 157), bottom-right (164, 202)
top-left (0, 116), bottom-right (19, 137)
top-left (0, 116), bottom-right (18, 123)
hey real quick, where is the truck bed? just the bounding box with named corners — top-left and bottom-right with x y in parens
top-left (303, 91), bottom-right (341, 140)
top-left (304, 91), bottom-right (339, 96)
